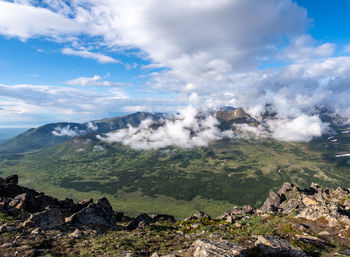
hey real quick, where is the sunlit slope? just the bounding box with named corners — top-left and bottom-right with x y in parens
top-left (0, 128), bottom-right (349, 218)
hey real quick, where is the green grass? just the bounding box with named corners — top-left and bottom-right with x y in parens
top-left (0, 130), bottom-right (349, 219)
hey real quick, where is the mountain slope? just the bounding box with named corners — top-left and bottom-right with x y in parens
top-left (0, 112), bottom-right (161, 154)
top-left (0, 110), bottom-right (348, 218)
top-left (0, 127), bottom-right (349, 218)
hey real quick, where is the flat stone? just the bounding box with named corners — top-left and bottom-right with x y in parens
top-left (187, 239), bottom-right (247, 257)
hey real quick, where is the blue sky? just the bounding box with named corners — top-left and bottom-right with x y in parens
top-left (0, 0), bottom-right (349, 132)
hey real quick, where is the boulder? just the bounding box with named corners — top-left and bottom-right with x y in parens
top-left (255, 235), bottom-right (307, 257)
top-left (187, 239), bottom-right (248, 257)
top-left (185, 211), bottom-right (211, 221)
top-left (23, 207), bottom-right (65, 229)
top-left (8, 192), bottom-right (44, 213)
top-left (259, 192), bottom-right (281, 213)
top-left (69, 228), bottom-right (84, 239)
top-left (67, 197), bottom-right (116, 227)
top-left (277, 182), bottom-right (296, 195)
top-left (127, 213), bottom-right (153, 230)
top-left (150, 213), bottom-right (176, 223)
top-left (296, 203), bottom-right (350, 226)
top-left (4, 175), bottom-right (18, 185)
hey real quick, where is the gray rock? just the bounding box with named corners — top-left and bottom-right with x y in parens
top-left (277, 182), bottom-right (295, 195)
top-left (67, 197), bottom-right (116, 227)
top-left (69, 228), bottom-right (84, 239)
top-left (255, 235), bottom-right (307, 257)
top-left (150, 213), bottom-right (176, 223)
top-left (187, 239), bottom-right (247, 257)
top-left (126, 213), bottom-right (153, 230)
top-left (260, 192), bottom-right (281, 213)
top-left (185, 211), bottom-right (211, 221)
top-left (23, 207), bottom-right (64, 229)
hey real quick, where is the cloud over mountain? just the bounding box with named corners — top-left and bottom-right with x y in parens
top-left (0, 0), bottom-right (349, 142)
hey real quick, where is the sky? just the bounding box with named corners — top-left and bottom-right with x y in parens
top-left (0, 0), bottom-right (349, 133)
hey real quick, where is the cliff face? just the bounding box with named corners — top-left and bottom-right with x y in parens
top-left (1, 175), bottom-right (350, 256)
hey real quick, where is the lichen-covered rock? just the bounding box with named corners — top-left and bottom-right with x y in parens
top-left (23, 207), bottom-right (65, 229)
top-left (67, 197), bottom-right (116, 227)
top-left (259, 192), bottom-right (281, 213)
top-left (187, 239), bottom-right (248, 257)
top-left (255, 235), bottom-right (307, 257)
top-left (296, 203), bottom-right (350, 226)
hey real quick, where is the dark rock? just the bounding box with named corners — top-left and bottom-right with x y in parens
top-left (185, 211), bottom-right (211, 221)
top-left (0, 183), bottom-right (34, 198)
top-left (77, 198), bottom-right (93, 208)
top-left (150, 213), bottom-right (176, 223)
top-left (67, 197), bottom-right (116, 227)
top-left (127, 213), bottom-right (153, 230)
top-left (9, 192), bottom-right (43, 213)
top-left (23, 207), bottom-right (65, 229)
top-left (114, 211), bottom-right (125, 222)
top-left (4, 175), bottom-right (18, 185)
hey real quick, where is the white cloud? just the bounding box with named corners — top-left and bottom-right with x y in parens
top-left (0, 1), bottom-right (84, 39)
top-left (52, 125), bottom-right (81, 137)
top-left (66, 75), bottom-right (131, 87)
top-left (1, 0), bottom-right (350, 143)
top-left (98, 106), bottom-right (234, 150)
top-left (282, 35), bottom-right (335, 63)
top-left (0, 83), bottom-right (133, 126)
top-left (268, 115), bottom-right (329, 142)
top-left (122, 105), bottom-right (151, 113)
top-left (61, 48), bottom-right (119, 64)
top-left (86, 121), bottom-right (98, 131)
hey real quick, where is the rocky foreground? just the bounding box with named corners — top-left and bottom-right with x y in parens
top-left (1, 176), bottom-right (350, 256)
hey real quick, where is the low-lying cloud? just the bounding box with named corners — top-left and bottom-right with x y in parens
top-left (52, 125), bottom-right (82, 137)
top-left (97, 106), bottom-right (234, 150)
top-left (52, 122), bottom-right (98, 137)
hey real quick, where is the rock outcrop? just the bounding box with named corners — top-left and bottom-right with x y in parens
top-left (254, 235), bottom-right (307, 257)
top-left (2, 174), bottom-right (350, 257)
top-left (67, 197), bottom-right (117, 227)
top-left (257, 182), bottom-right (350, 226)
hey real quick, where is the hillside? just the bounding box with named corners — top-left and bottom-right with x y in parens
top-left (1, 175), bottom-right (350, 256)
top-left (0, 111), bottom-right (349, 218)
top-left (0, 112), bottom-right (161, 154)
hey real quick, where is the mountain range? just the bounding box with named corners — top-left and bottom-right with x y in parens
top-left (0, 108), bottom-right (349, 218)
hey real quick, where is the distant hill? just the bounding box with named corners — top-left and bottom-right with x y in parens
top-left (0, 112), bottom-right (162, 154)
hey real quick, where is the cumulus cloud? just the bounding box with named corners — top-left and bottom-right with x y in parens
top-left (86, 121), bottom-right (98, 131)
top-left (61, 48), bottom-right (119, 64)
top-left (0, 1), bottom-right (84, 39)
top-left (52, 125), bottom-right (81, 137)
top-left (268, 115), bottom-right (330, 142)
top-left (97, 106), bottom-right (234, 150)
top-left (52, 121), bottom-right (99, 137)
top-left (1, 0), bottom-right (350, 143)
top-left (66, 75), bottom-right (131, 87)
